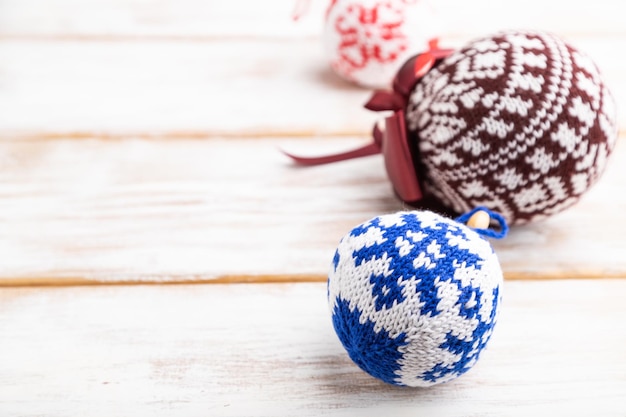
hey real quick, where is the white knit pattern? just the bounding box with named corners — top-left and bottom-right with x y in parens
top-left (324, 0), bottom-right (436, 88)
top-left (405, 30), bottom-right (618, 224)
top-left (329, 211), bottom-right (503, 386)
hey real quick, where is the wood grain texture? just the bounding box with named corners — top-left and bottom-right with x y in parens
top-left (0, 0), bottom-right (623, 39)
top-left (0, 39), bottom-right (368, 137)
top-left (1, 136), bottom-right (624, 285)
top-left (1, 1), bottom-right (624, 415)
top-left (0, 37), bottom-right (624, 138)
top-left (0, 280), bottom-right (624, 416)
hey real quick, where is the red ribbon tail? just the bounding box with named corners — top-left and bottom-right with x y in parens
top-left (281, 141), bottom-right (382, 166)
top-left (381, 112), bottom-right (423, 202)
top-left (364, 90), bottom-right (406, 112)
top-left (291, 0), bottom-right (311, 21)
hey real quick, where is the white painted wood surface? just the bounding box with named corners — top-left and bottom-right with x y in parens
top-left (0, 37), bottom-right (624, 138)
top-left (1, 281), bottom-right (625, 416)
top-left (1, 136), bottom-right (625, 285)
top-left (0, 0), bottom-right (623, 38)
top-left (1, 0), bottom-right (626, 414)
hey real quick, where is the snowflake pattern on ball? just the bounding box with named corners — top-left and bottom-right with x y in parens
top-left (328, 211), bottom-right (502, 387)
top-left (334, 2), bottom-right (408, 72)
top-left (323, 0), bottom-right (434, 87)
top-left (405, 30), bottom-right (618, 224)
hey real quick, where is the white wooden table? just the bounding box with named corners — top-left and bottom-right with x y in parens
top-left (1, 1), bottom-right (625, 415)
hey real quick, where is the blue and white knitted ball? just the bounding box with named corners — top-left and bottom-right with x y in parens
top-left (328, 210), bottom-right (503, 387)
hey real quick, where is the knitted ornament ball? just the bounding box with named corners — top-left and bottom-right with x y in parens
top-left (324, 0), bottom-right (436, 88)
top-left (401, 30), bottom-right (618, 224)
top-left (328, 208), bottom-right (506, 387)
top-left (288, 30), bottom-right (617, 224)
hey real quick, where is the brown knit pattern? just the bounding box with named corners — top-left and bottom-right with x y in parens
top-left (405, 30), bottom-right (617, 224)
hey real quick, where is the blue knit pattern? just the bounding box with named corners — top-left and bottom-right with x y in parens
top-left (328, 210), bottom-right (503, 387)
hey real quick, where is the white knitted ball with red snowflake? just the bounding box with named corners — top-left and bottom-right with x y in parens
top-left (324, 0), bottom-right (437, 88)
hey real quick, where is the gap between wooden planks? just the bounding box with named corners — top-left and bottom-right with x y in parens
top-left (4, 128), bottom-right (626, 142)
top-left (2, 271), bottom-right (626, 288)
top-left (0, 136), bottom-right (625, 287)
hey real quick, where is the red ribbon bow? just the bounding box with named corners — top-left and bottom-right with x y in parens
top-left (283, 39), bottom-right (454, 203)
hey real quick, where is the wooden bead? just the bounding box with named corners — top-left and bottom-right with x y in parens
top-left (467, 210), bottom-right (490, 230)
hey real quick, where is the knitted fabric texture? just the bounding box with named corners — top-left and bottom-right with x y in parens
top-left (405, 30), bottom-right (618, 224)
top-left (324, 0), bottom-right (435, 88)
top-left (328, 210), bottom-right (503, 387)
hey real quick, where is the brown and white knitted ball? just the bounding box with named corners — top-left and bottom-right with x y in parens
top-left (405, 30), bottom-right (618, 224)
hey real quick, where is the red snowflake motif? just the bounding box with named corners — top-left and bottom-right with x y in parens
top-left (334, 1), bottom-right (408, 73)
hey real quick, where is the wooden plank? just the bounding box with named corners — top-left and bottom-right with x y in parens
top-left (0, 39), bottom-right (369, 138)
top-left (0, 0), bottom-right (623, 39)
top-left (0, 0), bottom-right (328, 39)
top-left (1, 136), bottom-right (625, 285)
top-left (0, 280), bottom-right (624, 416)
top-left (0, 37), bottom-right (624, 138)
